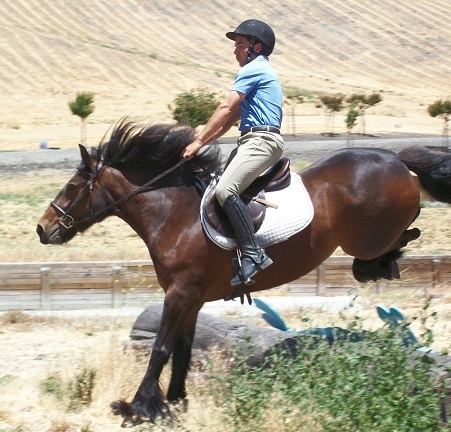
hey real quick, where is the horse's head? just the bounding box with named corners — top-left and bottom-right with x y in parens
top-left (37, 144), bottom-right (106, 245)
top-left (37, 119), bottom-right (223, 246)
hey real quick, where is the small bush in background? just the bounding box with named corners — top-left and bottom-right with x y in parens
top-left (169, 87), bottom-right (221, 128)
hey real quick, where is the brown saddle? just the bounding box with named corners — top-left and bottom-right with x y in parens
top-left (203, 158), bottom-right (291, 238)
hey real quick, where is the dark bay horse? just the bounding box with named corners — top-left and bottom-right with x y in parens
top-left (36, 120), bottom-right (451, 425)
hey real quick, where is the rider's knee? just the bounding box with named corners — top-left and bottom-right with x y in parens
top-left (215, 185), bottom-right (236, 207)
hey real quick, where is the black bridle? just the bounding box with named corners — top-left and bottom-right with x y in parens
top-left (50, 158), bottom-right (186, 231)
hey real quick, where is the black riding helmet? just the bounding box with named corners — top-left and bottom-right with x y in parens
top-left (226, 19), bottom-right (276, 59)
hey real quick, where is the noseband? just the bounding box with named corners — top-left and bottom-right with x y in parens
top-left (50, 158), bottom-right (186, 232)
top-left (50, 157), bottom-right (104, 229)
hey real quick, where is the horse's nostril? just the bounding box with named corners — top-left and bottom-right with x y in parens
top-left (36, 224), bottom-right (49, 244)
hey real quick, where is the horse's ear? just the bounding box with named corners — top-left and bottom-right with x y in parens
top-left (79, 144), bottom-right (93, 171)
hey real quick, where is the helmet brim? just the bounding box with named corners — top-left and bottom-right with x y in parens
top-left (226, 31), bottom-right (240, 41)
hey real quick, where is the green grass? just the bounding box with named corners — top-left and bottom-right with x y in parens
top-left (0, 181), bottom-right (64, 207)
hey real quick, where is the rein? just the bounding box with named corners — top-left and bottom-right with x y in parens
top-left (51, 158), bottom-right (187, 230)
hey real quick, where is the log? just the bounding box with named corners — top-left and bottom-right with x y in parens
top-left (129, 302), bottom-right (299, 366)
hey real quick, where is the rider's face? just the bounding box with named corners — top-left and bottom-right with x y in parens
top-left (234, 36), bottom-right (250, 67)
top-left (234, 36), bottom-right (263, 67)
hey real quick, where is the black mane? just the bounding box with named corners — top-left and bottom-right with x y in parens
top-left (93, 119), bottom-right (222, 182)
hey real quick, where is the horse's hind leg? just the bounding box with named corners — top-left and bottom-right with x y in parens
top-left (353, 251), bottom-right (402, 283)
top-left (352, 228), bottom-right (421, 283)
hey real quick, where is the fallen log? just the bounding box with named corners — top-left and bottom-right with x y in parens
top-left (128, 302), bottom-right (299, 366)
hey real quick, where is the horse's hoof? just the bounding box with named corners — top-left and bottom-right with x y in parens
top-left (111, 400), bottom-right (143, 427)
top-left (111, 399), bottom-right (132, 416)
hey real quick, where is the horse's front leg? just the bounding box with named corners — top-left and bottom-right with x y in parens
top-left (111, 291), bottom-right (199, 425)
top-left (166, 309), bottom-right (199, 405)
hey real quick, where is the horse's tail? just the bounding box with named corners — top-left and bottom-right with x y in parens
top-left (398, 146), bottom-right (451, 204)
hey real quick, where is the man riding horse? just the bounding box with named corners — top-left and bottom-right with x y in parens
top-left (183, 19), bottom-right (283, 286)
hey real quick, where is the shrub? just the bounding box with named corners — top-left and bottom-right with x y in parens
top-left (345, 108), bottom-right (359, 133)
top-left (68, 91), bottom-right (95, 145)
top-left (169, 87), bottom-right (221, 128)
top-left (210, 322), bottom-right (445, 431)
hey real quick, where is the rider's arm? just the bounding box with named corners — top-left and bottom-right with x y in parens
top-left (182, 91), bottom-right (244, 160)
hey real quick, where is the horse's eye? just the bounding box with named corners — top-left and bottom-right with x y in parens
top-left (67, 183), bottom-right (77, 191)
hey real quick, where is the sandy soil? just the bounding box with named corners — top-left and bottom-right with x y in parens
top-left (0, 291), bottom-right (449, 431)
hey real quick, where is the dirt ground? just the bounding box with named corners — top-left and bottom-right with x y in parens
top-left (0, 287), bottom-right (450, 432)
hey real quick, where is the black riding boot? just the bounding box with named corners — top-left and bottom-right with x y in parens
top-left (222, 195), bottom-right (273, 286)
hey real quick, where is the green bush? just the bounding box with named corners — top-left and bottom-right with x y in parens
top-left (41, 367), bottom-right (97, 411)
top-left (210, 323), bottom-right (446, 431)
top-left (169, 87), bottom-right (221, 128)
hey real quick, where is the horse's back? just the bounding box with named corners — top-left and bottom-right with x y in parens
top-left (302, 147), bottom-right (416, 193)
top-left (304, 147), bottom-right (403, 173)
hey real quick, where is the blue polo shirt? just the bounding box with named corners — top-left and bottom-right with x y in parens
top-left (231, 55), bottom-right (283, 131)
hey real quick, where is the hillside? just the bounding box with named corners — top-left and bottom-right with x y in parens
top-left (0, 0), bottom-right (449, 150)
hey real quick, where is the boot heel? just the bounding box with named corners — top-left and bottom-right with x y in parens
top-left (258, 255), bottom-right (273, 270)
top-left (244, 276), bottom-right (255, 285)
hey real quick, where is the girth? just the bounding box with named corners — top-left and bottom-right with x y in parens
top-left (203, 158), bottom-right (291, 237)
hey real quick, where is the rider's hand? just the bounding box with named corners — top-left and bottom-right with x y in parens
top-left (182, 140), bottom-right (204, 160)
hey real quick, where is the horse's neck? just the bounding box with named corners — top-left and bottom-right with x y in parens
top-left (115, 181), bottom-right (201, 251)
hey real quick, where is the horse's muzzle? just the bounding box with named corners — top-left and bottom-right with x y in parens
top-left (36, 223), bottom-right (65, 245)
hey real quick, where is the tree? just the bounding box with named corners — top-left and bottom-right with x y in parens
top-left (427, 99), bottom-right (451, 148)
top-left (345, 108), bottom-right (360, 147)
top-left (68, 92), bottom-right (95, 145)
top-left (316, 95), bottom-right (344, 136)
top-left (284, 86), bottom-right (304, 136)
top-left (345, 108), bottom-right (359, 133)
top-left (346, 93), bottom-right (382, 135)
top-left (169, 88), bottom-right (221, 128)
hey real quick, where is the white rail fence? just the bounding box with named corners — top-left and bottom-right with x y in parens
top-left (0, 256), bottom-right (450, 311)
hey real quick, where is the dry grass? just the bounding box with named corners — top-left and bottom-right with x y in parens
top-left (278, 285), bottom-right (451, 352)
top-left (0, 287), bottom-right (449, 431)
top-left (0, 310), bottom-right (235, 432)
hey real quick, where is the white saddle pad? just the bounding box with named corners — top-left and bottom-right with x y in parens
top-left (200, 173), bottom-right (314, 250)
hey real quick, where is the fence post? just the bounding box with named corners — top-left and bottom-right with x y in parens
top-left (316, 263), bottom-right (325, 296)
top-left (432, 258), bottom-right (442, 288)
top-left (112, 266), bottom-right (122, 308)
top-left (40, 267), bottom-right (51, 310)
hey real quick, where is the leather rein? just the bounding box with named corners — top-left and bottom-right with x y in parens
top-left (50, 158), bottom-right (186, 231)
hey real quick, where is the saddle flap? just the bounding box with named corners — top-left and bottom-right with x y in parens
top-left (202, 158), bottom-right (292, 238)
top-left (205, 191), bottom-right (266, 238)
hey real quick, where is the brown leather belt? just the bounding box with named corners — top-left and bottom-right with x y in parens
top-left (241, 126), bottom-right (281, 136)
